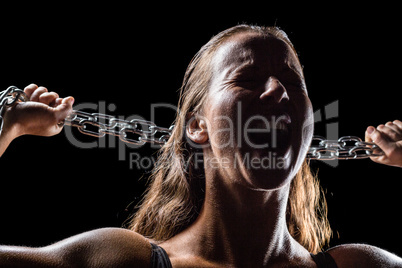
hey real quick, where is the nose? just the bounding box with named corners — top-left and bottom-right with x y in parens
top-left (259, 76), bottom-right (289, 103)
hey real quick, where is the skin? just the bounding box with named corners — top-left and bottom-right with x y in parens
top-left (198, 33), bottom-right (314, 191)
top-left (0, 33), bottom-right (401, 267)
top-left (0, 84), bottom-right (152, 268)
top-left (365, 122), bottom-right (402, 167)
top-left (160, 33), bottom-right (402, 267)
top-left (0, 84), bottom-right (74, 156)
top-left (160, 33), bottom-right (316, 267)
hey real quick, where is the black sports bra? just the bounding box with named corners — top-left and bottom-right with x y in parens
top-left (310, 251), bottom-right (338, 268)
top-left (150, 243), bottom-right (337, 268)
top-left (150, 243), bottom-right (172, 268)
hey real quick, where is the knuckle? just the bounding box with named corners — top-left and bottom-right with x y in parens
top-left (38, 92), bottom-right (48, 100)
top-left (50, 92), bottom-right (59, 98)
top-left (24, 83), bottom-right (38, 92)
top-left (37, 86), bottom-right (48, 92)
top-left (38, 92), bottom-right (58, 103)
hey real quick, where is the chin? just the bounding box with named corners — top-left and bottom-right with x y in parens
top-left (239, 151), bottom-right (296, 191)
top-left (247, 170), bottom-right (294, 191)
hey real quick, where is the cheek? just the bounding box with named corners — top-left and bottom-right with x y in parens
top-left (300, 106), bottom-right (314, 157)
top-left (291, 94), bottom-right (314, 156)
top-left (291, 91), bottom-right (313, 125)
top-left (302, 97), bottom-right (314, 139)
top-left (204, 91), bottom-right (244, 150)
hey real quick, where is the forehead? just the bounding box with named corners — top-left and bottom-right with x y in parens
top-left (212, 32), bottom-right (302, 76)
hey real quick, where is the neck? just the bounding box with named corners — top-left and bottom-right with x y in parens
top-left (169, 163), bottom-right (308, 267)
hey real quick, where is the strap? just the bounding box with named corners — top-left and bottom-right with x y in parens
top-left (310, 251), bottom-right (338, 268)
top-left (150, 243), bottom-right (173, 268)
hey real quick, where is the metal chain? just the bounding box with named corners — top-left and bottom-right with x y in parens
top-left (0, 86), bottom-right (385, 159)
top-left (306, 136), bottom-right (383, 160)
top-left (0, 86), bottom-right (29, 136)
top-left (64, 110), bottom-right (174, 146)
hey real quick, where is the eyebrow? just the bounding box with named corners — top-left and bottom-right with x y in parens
top-left (223, 60), bottom-right (256, 80)
top-left (284, 52), bottom-right (305, 78)
top-left (286, 64), bottom-right (304, 79)
top-left (227, 61), bottom-right (304, 82)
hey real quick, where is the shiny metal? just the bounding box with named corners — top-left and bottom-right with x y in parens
top-left (64, 110), bottom-right (173, 146)
top-left (0, 86), bottom-right (385, 160)
top-left (0, 86), bottom-right (28, 136)
top-left (306, 136), bottom-right (384, 160)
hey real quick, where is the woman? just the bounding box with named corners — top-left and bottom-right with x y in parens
top-left (1, 25), bottom-right (401, 267)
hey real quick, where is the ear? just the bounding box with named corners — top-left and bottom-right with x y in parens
top-left (186, 115), bottom-right (209, 144)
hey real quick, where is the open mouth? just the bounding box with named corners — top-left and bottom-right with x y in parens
top-left (245, 115), bottom-right (292, 151)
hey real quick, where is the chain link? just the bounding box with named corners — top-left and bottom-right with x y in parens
top-left (306, 136), bottom-right (383, 160)
top-left (0, 86), bottom-right (29, 136)
top-left (64, 110), bottom-right (174, 145)
top-left (0, 86), bottom-right (385, 160)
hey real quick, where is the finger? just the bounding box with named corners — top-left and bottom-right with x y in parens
top-left (369, 154), bottom-right (388, 164)
top-left (53, 96), bottom-right (75, 123)
top-left (23, 84), bottom-right (38, 99)
top-left (385, 121), bottom-right (401, 134)
top-left (30, 86), bottom-right (48, 102)
top-left (54, 98), bottom-right (63, 106)
top-left (38, 92), bottom-right (59, 106)
top-left (393, 120), bottom-right (402, 130)
top-left (365, 126), bottom-right (375, 142)
top-left (378, 124), bottom-right (401, 142)
top-left (368, 127), bottom-right (394, 155)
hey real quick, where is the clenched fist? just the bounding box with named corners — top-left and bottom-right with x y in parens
top-left (365, 120), bottom-right (402, 168)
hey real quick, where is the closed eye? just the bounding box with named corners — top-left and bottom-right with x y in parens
top-left (278, 69), bottom-right (306, 91)
top-left (223, 75), bottom-right (262, 89)
top-left (284, 80), bottom-right (305, 90)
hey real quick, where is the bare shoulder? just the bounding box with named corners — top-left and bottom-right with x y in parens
top-left (45, 227), bottom-right (152, 268)
top-left (327, 243), bottom-right (402, 268)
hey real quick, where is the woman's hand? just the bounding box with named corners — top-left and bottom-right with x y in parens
top-left (0, 84), bottom-right (74, 156)
top-left (365, 120), bottom-right (402, 168)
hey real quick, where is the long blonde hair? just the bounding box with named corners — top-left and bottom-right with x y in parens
top-left (129, 24), bottom-right (332, 253)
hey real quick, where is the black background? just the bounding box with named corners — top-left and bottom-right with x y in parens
top-left (0, 3), bottom-right (401, 257)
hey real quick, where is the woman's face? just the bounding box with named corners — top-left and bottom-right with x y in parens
top-left (201, 32), bottom-right (314, 190)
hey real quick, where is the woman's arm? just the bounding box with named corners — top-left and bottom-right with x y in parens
top-left (365, 120), bottom-right (402, 168)
top-left (0, 228), bottom-right (152, 268)
top-left (0, 85), bottom-right (153, 267)
top-left (0, 84), bottom-right (74, 157)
